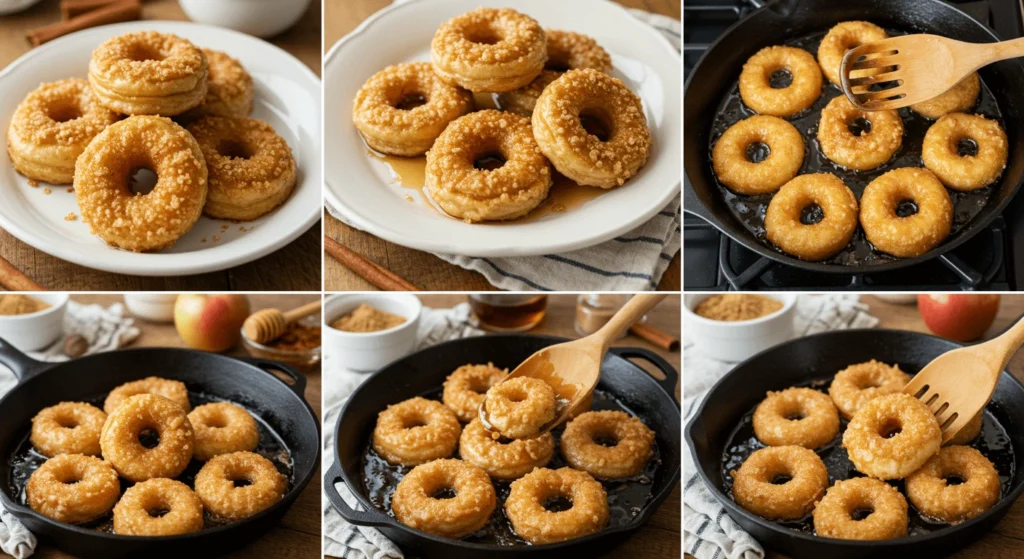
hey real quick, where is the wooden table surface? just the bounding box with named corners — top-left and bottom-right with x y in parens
top-left (23, 293), bottom-right (322, 559)
top-left (327, 293), bottom-right (681, 559)
top-left (687, 294), bottom-right (1024, 559)
top-left (322, 0), bottom-right (681, 292)
top-left (0, 0), bottom-right (322, 291)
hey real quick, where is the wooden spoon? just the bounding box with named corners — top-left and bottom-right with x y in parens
top-left (839, 34), bottom-right (1024, 110)
top-left (243, 300), bottom-right (323, 345)
top-left (903, 316), bottom-right (1024, 444)
top-left (479, 293), bottom-right (667, 435)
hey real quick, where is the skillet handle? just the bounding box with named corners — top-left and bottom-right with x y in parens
top-left (610, 347), bottom-right (679, 406)
top-left (324, 460), bottom-right (394, 527)
top-left (239, 357), bottom-right (308, 398)
top-left (0, 337), bottom-right (46, 381)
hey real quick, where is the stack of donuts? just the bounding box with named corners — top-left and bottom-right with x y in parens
top-left (352, 7), bottom-right (652, 223)
top-left (24, 376), bottom-right (287, 535)
top-left (6, 31), bottom-right (298, 252)
top-left (711, 21), bottom-right (1008, 262)
top-left (731, 360), bottom-right (1002, 540)
top-left (369, 363), bottom-right (657, 544)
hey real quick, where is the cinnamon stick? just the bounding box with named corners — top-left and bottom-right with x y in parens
top-left (61, 0), bottom-right (123, 19)
top-left (630, 322), bottom-right (679, 351)
top-left (27, 0), bottom-right (141, 47)
top-left (0, 255), bottom-right (46, 292)
top-left (324, 236), bottom-right (420, 292)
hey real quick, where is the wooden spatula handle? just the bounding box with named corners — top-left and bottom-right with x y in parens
top-left (282, 300), bottom-right (323, 324)
top-left (978, 315), bottom-right (1024, 374)
top-left (963, 36), bottom-right (1024, 71)
top-left (593, 294), bottom-right (667, 351)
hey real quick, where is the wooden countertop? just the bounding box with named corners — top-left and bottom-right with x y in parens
top-left (322, 0), bottom-right (681, 291)
top-left (25, 294), bottom-right (322, 559)
top-left (0, 0), bottom-right (322, 291)
top-left (687, 294), bottom-right (1024, 559)
top-left (327, 293), bottom-right (681, 559)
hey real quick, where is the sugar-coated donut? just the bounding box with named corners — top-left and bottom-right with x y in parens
top-left (905, 445), bottom-right (1000, 523)
top-left (459, 417), bottom-right (554, 480)
top-left (192, 49), bottom-right (254, 119)
top-left (922, 112), bottom-right (1007, 191)
top-left (765, 173), bottom-right (859, 261)
top-left (392, 458), bottom-right (496, 538)
top-left (753, 386), bottom-right (841, 449)
top-left (194, 451), bottom-right (286, 521)
top-left (712, 115), bottom-right (804, 195)
top-left (843, 393), bottom-right (942, 479)
top-left (732, 445), bottom-right (829, 520)
top-left (99, 393), bottom-right (195, 482)
top-left (442, 363), bottom-right (507, 423)
top-left (817, 21), bottom-right (888, 86)
top-left (30, 402), bottom-right (106, 457)
top-left (560, 410), bottom-right (654, 479)
top-left (187, 402), bottom-right (260, 461)
top-left (372, 397), bottom-right (461, 466)
top-left (828, 360), bottom-right (910, 420)
top-left (113, 478), bottom-right (204, 536)
top-left (813, 477), bottom-right (909, 540)
top-left (817, 95), bottom-right (903, 171)
top-left (26, 454), bottom-right (120, 524)
top-left (505, 467), bottom-right (609, 544)
top-left (104, 376), bottom-right (191, 414)
top-left (739, 46), bottom-right (822, 117)
top-left (484, 377), bottom-right (556, 440)
top-left (911, 73), bottom-right (980, 119)
top-left (859, 168), bottom-right (952, 258)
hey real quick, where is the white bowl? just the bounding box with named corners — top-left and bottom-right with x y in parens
top-left (323, 294), bottom-right (422, 373)
top-left (683, 294), bottom-right (797, 363)
top-left (0, 0), bottom-right (42, 15)
top-left (179, 0), bottom-right (312, 38)
top-left (0, 294), bottom-right (68, 352)
top-left (123, 294), bottom-right (178, 323)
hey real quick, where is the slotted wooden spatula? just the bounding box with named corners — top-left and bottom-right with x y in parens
top-left (839, 34), bottom-right (1024, 110)
top-left (903, 315), bottom-right (1024, 444)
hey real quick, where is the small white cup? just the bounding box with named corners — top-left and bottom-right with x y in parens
top-left (323, 294), bottom-right (422, 373)
top-left (179, 0), bottom-right (313, 38)
top-left (0, 294), bottom-right (69, 352)
top-left (0, 0), bottom-right (43, 16)
top-left (683, 294), bottom-right (797, 362)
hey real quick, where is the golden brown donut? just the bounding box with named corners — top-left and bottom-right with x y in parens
top-left (88, 31), bottom-right (208, 116)
top-left (194, 451), bottom-right (287, 521)
top-left (817, 95), bottom-right (903, 171)
top-left (764, 173), bottom-right (859, 261)
top-left (113, 478), bottom-right (204, 536)
top-left (911, 73), bottom-right (980, 119)
top-left (392, 459), bottom-right (496, 538)
top-left (813, 477), bottom-right (909, 540)
top-left (26, 454), bottom-right (120, 524)
top-left (922, 112), bottom-right (1007, 191)
top-left (843, 393), bottom-right (942, 479)
top-left (442, 363), bottom-right (507, 422)
top-left (187, 115), bottom-right (296, 221)
top-left (104, 376), bottom-right (191, 414)
top-left (30, 402), bottom-right (106, 457)
top-left (6, 79), bottom-right (119, 185)
top-left (732, 445), bottom-right (828, 520)
top-left (817, 21), bottom-right (888, 86)
top-left (532, 69), bottom-right (650, 188)
top-left (905, 445), bottom-right (1000, 523)
top-left (560, 410), bottom-right (655, 479)
top-left (828, 360), bottom-right (910, 420)
top-left (752, 386), bottom-right (841, 449)
top-left (712, 115), bottom-right (804, 195)
top-left (459, 418), bottom-right (554, 480)
top-left (179, 49), bottom-right (254, 120)
top-left (505, 467), bottom-right (609, 544)
top-left (739, 46), bottom-right (822, 117)
top-left (99, 393), bottom-right (195, 482)
top-left (187, 402), bottom-right (260, 461)
top-left (859, 168), bottom-right (952, 258)
top-left (430, 7), bottom-right (547, 92)
top-left (372, 397), bottom-right (461, 466)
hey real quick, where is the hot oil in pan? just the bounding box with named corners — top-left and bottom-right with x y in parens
top-left (7, 392), bottom-right (294, 533)
top-left (719, 378), bottom-right (1016, 536)
top-left (707, 30), bottom-right (1005, 266)
top-left (360, 387), bottom-right (662, 546)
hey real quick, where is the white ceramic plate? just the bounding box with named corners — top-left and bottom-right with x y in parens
top-left (324, 0), bottom-right (681, 257)
top-left (0, 21), bottom-right (321, 276)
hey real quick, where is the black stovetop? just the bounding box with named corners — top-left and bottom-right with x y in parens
top-left (683, 0), bottom-right (1024, 290)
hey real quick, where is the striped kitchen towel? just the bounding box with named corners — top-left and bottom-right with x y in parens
top-left (683, 295), bottom-right (879, 559)
top-left (0, 301), bottom-right (140, 559)
top-left (326, 5), bottom-right (680, 292)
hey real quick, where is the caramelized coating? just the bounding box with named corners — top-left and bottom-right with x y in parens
top-left (843, 393), bottom-right (942, 479)
top-left (194, 451), bottom-right (286, 521)
top-left (905, 446), bottom-right (1000, 523)
top-left (459, 418), bottom-right (554, 480)
top-left (739, 46), bottom-right (822, 117)
top-left (753, 386), bottom-right (841, 449)
top-left (372, 397), bottom-right (461, 466)
top-left (828, 360), bottom-right (910, 420)
top-left (922, 112), bottom-right (1007, 191)
top-left (813, 477), bottom-right (908, 540)
top-left (732, 445), bottom-right (828, 520)
top-left (100, 394), bottom-right (195, 482)
top-left (188, 402), bottom-right (260, 461)
top-left (505, 467), bottom-right (609, 544)
top-left (30, 402), bottom-right (106, 457)
top-left (911, 73), bottom-right (980, 119)
top-left (859, 168), bottom-right (952, 258)
top-left (817, 21), bottom-right (888, 86)
top-left (817, 95), bottom-right (903, 171)
top-left (104, 376), bottom-right (191, 414)
top-left (442, 363), bottom-right (507, 422)
top-left (113, 479), bottom-right (204, 536)
top-left (764, 174), bottom-right (859, 261)
top-left (484, 377), bottom-right (556, 439)
top-left (183, 49), bottom-right (254, 119)
top-left (26, 454), bottom-right (120, 524)
top-left (712, 115), bottom-right (804, 195)
top-left (392, 459), bottom-right (496, 538)
top-left (560, 410), bottom-right (654, 479)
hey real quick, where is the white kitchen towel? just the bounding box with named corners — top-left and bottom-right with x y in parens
top-left (682, 295), bottom-right (880, 559)
top-left (0, 301), bottom-right (140, 559)
top-left (326, 7), bottom-right (681, 292)
top-left (322, 303), bottom-right (485, 559)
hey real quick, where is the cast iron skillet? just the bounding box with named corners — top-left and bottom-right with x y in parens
top-left (682, 0), bottom-right (1024, 274)
top-left (0, 338), bottom-right (321, 559)
top-left (686, 328), bottom-right (1024, 559)
top-left (324, 334), bottom-right (681, 558)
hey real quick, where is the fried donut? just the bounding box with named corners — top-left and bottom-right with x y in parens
top-left (817, 22), bottom-right (888, 86)
top-left (100, 393), bottom-right (194, 482)
top-left (731, 446), bottom-right (828, 520)
top-left (859, 168), bottom-right (952, 258)
top-left (113, 478), bottom-right (203, 536)
top-left (425, 110), bottom-right (551, 222)
top-left (505, 467), bottom-right (609, 544)
top-left (905, 445), bottom-right (1000, 523)
top-left (922, 112), bottom-right (1007, 191)
top-left (392, 458), bottom-right (496, 538)
top-left (813, 477), bottom-right (909, 540)
top-left (911, 73), bottom-right (980, 119)
top-left (372, 397), bottom-right (461, 466)
top-left (753, 387), bottom-right (840, 449)
top-left (948, 411), bottom-right (984, 446)
top-left (6, 79), bottom-right (119, 185)
top-left (30, 402), bottom-right (106, 458)
top-left (817, 95), bottom-right (903, 171)
top-left (561, 410), bottom-right (655, 479)
top-left (738, 46), bottom-right (823, 117)
top-left (187, 116), bottom-right (296, 221)
top-left (498, 30), bottom-right (612, 117)
top-left (843, 393), bottom-right (942, 479)
top-left (88, 31), bottom-right (208, 116)
top-left (442, 363), bottom-right (507, 422)
top-left (532, 69), bottom-right (651, 188)
top-left (26, 454), bottom-right (120, 524)
top-left (194, 451), bottom-right (286, 521)
top-left (193, 49), bottom-right (254, 118)
top-left (74, 115), bottom-right (208, 252)
top-left (187, 402), bottom-right (260, 461)
top-left (828, 360), bottom-right (910, 420)
top-left (764, 173), bottom-right (858, 261)
top-left (459, 418), bottom-right (554, 480)
top-left (104, 376), bottom-right (191, 414)
top-left (430, 7), bottom-right (546, 92)
top-left (352, 62), bottom-right (473, 156)
top-left (484, 377), bottom-right (556, 440)
top-left (712, 115), bottom-right (804, 195)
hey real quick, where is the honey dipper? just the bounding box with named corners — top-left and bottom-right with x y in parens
top-left (243, 300), bottom-right (323, 344)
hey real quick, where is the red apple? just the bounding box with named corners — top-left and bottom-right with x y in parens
top-left (917, 294), bottom-right (1000, 342)
top-left (174, 294), bottom-right (251, 352)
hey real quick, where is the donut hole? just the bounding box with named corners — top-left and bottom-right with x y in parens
top-left (545, 55), bottom-right (572, 73)
top-left (769, 68), bottom-right (794, 89)
top-left (770, 474), bottom-right (793, 485)
top-left (957, 137), bottom-right (979, 157)
top-left (217, 139), bottom-right (254, 160)
top-left (542, 495), bottom-right (574, 513)
top-left (147, 507), bottom-right (171, 518)
top-left (944, 475), bottom-right (966, 486)
top-left (799, 204), bottom-right (825, 226)
top-left (205, 415), bottom-right (228, 429)
top-left (579, 108), bottom-right (612, 142)
top-left (745, 142), bottom-right (771, 164)
top-left (848, 117), bottom-right (873, 137)
top-left (498, 386), bottom-right (529, 403)
top-left (128, 166), bottom-right (159, 196)
top-left (56, 416), bottom-right (80, 429)
top-left (401, 416), bottom-right (428, 429)
top-left (47, 104), bottom-right (82, 123)
top-left (855, 376), bottom-right (883, 389)
top-left (465, 25), bottom-right (502, 45)
top-left (138, 428), bottom-right (161, 449)
top-left (878, 419), bottom-right (903, 439)
top-left (127, 44), bottom-right (166, 62)
top-left (394, 93), bottom-right (427, 111)
top-left (231, 477), bottom-right (253, 488)
top-left (60, 474), bottom-right (82, 485)
top-left (850, 507), bottom-right (875, 521)
top-left (431, 487), bottom-right (457, 500)
top-left (474, 151), bottom-right (507, 171)
top-left (895, 199), bottom-right (919, 218)
top-left (593, 434), bottom-right (620, 448)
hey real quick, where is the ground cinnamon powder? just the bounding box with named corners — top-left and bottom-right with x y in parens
top-left (0, 295), bottom-right (50, 316)
top-left (694, 294), bottom-right (782, 322)
top-left (331, 304), bottom-right (406, 333)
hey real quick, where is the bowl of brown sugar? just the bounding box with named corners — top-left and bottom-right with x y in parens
top-left (683, 294), bottom-right (796, 362)
top-left (0, 293), bottom-right (68, 351)
top-left (323, 294), bottom-right (422, 372)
